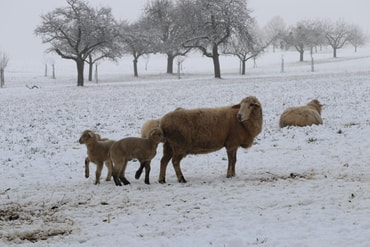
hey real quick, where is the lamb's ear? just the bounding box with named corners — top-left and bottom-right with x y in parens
top-left (231, 104), bottom-right (240, 109)
top-left (87, 131), bottom-right (94, 137)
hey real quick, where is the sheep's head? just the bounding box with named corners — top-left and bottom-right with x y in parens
top-left (79, 130), bottom-right (96, 144)
top-left (233, 96), bottom-right (262, 125)
top-left (307, 99), bottom-right (323, 114)
top-left (148, 128), bottom-right (164, 143)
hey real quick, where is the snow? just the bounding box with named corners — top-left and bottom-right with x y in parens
top-left (1, 47), bottom-right (370, 246)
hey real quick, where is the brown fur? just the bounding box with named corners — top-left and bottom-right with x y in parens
top-left (279, 99), bottom-right (323, 128)
top-left (158, 96), bottom-right (263, 183)
top-left (79, 130), bottom-right (115, 184)
top-left (110, 128), bottom-right (163, 186)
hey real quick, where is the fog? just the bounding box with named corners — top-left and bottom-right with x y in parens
top-left (1, 0), bottom-right (369, 61)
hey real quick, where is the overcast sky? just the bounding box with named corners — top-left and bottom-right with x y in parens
top-left (1, 0), bottom-right (369, 61)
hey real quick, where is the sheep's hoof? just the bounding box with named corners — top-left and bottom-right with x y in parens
top-left (135, 170), bottom-right (142, 180)
top-left (94, 181), bottom-right (100, 185)
top-left (178, 177), bottom-right (187, 183)
top-left (113, 177), bottom-right (122, 186)
top-left (105, 177), bottom-right (112, 181)
top-left (158, 178), bottom-right (166, 184)
top-left (120, 177), bottom-right (131, 185)
top-left (144, 179), bottom-right (150, 185)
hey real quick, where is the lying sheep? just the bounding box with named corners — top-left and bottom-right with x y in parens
top-left (279, 99), bottom-right (323, 128)
top-left (79, 130), bottom-right (115, 184)
top-left (158, 96), bottom-right (263, 183)
top-left (110, 128), bottom-right (163, 186)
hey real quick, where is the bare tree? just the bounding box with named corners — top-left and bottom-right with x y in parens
top-left (143, 0), bottom-right (191, 74)
top-left (263, 16), bottom-right (287, 52)
top-left (223, 21), bottom-right (271, 75)
top-left (347, 24), bottom-right (367, 52)
top-left (35, 0), bottom-right (120, 86)
top-left (285, 19), bottom-right (326, 62)
top-left (119, 20), bottom-right (156, 77)
top-left (179, 0), bottom-right (253, 78)
top-left (0, 51), bottom-right (9, 88)
top-left (324, 19), bottom-right (351, 58)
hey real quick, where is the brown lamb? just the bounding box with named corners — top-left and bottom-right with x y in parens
top-left (79, 130), bottom-right (115, 184)
top-left (109, 128), bottom-right (163, 186)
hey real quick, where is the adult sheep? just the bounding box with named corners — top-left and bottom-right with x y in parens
top-left (158, 96), bottom-right (263, 183)
top-left (279, 99), bottom-right (323, 128)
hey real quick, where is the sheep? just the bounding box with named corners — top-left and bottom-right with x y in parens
top-left (279, 99), bottom-right (323, 128)
top-left (110, 128), bottom-right (163, 186)
top-left (157, 96), bottom-right (263, 184)
top-left (141, 119), bottom-right (160, 138)
top-left (79, 130), bottom-right (115, 184)
top-left (140, 109), bottom-right (183, 138)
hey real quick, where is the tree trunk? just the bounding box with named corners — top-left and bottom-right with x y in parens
top-left (0, 68), bottom-right (4, 88)
top-left (88, 63), bottom-right (93, 81)
top-left (212, 45), bottom-right (221, 78)
top-left (333, 47), bottom-right (337, 58)
top-left (241, 60), bottom-right (246, 75)
top-left (76, 59), bottom-right (85, 86)
top-left (52, 64), bottom-right (56, 79)
top-left (44, 64), bottom-right (48, 77)
top-left (167, 54), bottom-right (174, 74)
top-left (299, 50), bottom-right (304, 62)
top-left (133, 58), bottom-right (138, 77)
top-left (88, 55), bottom-right (93, 81)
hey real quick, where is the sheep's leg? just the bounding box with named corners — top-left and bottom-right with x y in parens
top-left (144, 161), bottom-right (151, 185)
top-left (105, 159), bottom-right (113, 181)
top-left (159, 142), bottom-right (173, 184)
top-left (112, 159), bottom-right (123, 186)
top-left (226, 148), bottom-right (237, 178)
top-left (95, 162), bottom-right (104, 185)
top-left (135, 162), bottom-right (145, 180)
top-left (85, 157), bottom-right (90, 178)
top-left (172, 154), bottom-right (186, 183)
top-left (119, 160), bottom-right (130, 185)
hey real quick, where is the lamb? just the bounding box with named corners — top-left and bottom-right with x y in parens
top-left (110, 128), bottom-right (163, 186)
top-left (279, 99), bottom-right (323, 128)
top-left (79, 130), bottom-right (115, 184)
top-left (158, 96), bottom-right (263, 183)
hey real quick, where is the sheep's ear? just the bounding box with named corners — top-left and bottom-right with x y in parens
top-left (232, 104), bottom-right (240, 109)
top-left (87, 131), bottom-right (94, 137)
top-left (254, 102), bottom-right (260, 107)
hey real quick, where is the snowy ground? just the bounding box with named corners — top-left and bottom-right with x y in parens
top-left (1, 47), bottom-right (370, 246)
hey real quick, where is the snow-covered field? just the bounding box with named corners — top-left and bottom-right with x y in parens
top-left (1, 47), bottom-right (370, 246)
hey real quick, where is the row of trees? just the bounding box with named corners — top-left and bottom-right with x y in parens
top-left (35, 0), bottom-right (260, 86)
top-left (35, 0), bottom-right (367, 86)
top-left (267, 16), bottom-right (367, 62)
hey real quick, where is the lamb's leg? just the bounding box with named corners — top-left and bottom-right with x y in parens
top-left (119, 160), bottom-right (130, 185)
top-left (226, 148), bottom-right (237, 178)
top-left (112, 159), bottom-right (123, 186)
top-left (144, 161), bottom-right (151, 185)
top-left (85, 157), bottom-right (90, 178)
top-left (172, 154), bottom-right (186, 183)
top-left (105, 159), bottom-right (113, 181)
top-left (135, 162), bottom-right (145, 180)
top-left (95, 162), bottom-right (104, 185)
top-left (159, 142), bottom-right (172, 184)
